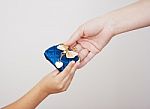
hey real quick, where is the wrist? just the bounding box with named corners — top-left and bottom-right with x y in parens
top-left (102, 12), bottom-right (120, 37)
top-left (35, 82), bottom-right (50, 97)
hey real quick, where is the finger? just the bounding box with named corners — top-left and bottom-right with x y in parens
top-left (73, 43), bottom-right (84, 52)
top-left (78, 49), bottom-right (89, 61)
top-left (61, 63), bottom-right (77, 85)
top-left (51, 69), bottom-right (59, 77)
top-left (78, 52), bottom-right (96, 69)
top-left (57, 61), bottom-right (75, 81)
top-left (78, 39), bottom-right (100, 54)
top-left (62, 73), bottom-right (75, 90)
top-left (61, 61), bottom-right (79, 90)
top-left (69, 42), bottom-right (77, 49)
top-left (64, 25), bottom-right (84, 45)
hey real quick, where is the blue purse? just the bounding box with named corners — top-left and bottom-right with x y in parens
top-left (44, 44), bottom-right (79, 72)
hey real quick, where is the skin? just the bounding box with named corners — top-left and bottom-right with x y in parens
top-left (2, 61), bottom-right (79, 109)
top-left (2, 0), bottom-right (150, 108)
top-left (65, 0), bottom-right (150, 68)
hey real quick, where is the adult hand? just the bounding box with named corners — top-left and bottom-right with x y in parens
top-left (65, 0), bottom-right (150, 68)
top-left (65, 16), bottom-right (114, 68)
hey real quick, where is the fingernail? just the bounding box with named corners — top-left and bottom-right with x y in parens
top-left (71, 61), bottom-right (75, 64)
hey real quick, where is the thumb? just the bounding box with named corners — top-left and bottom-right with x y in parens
top-left (64, 26), bottom-right (84, 45)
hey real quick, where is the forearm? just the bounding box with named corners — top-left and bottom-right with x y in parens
top-left (108, 0), bottom-right (150, 36)
top-left (2, 63), bottom-right (77, 109)
top-left (2, 82), bottom-right (49, 109)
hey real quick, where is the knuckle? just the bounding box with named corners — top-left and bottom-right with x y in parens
top-left (78, 25), bottom-right (84, 34)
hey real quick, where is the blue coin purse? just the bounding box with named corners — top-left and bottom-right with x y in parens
top-left (44, 44), bottom-right (79, 72)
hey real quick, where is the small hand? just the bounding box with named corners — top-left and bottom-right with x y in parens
top-left (2, 61), bottom-right (79, 109)
top-left (39, 61), bottom-right (79, 95)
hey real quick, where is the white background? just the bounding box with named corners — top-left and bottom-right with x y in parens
top-left (0, 0), bottom-right (150, 109)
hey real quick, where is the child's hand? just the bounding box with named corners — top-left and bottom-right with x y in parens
top-left (2, 61), bottom-right (79, 109)
top-left (38, 61), bottom-right (79, 95)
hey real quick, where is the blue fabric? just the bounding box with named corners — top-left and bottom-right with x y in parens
top-left (44, 44), bottom-right (79, 72)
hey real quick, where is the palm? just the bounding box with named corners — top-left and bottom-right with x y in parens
top-left (66, 17), bottom-right (113, 68)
